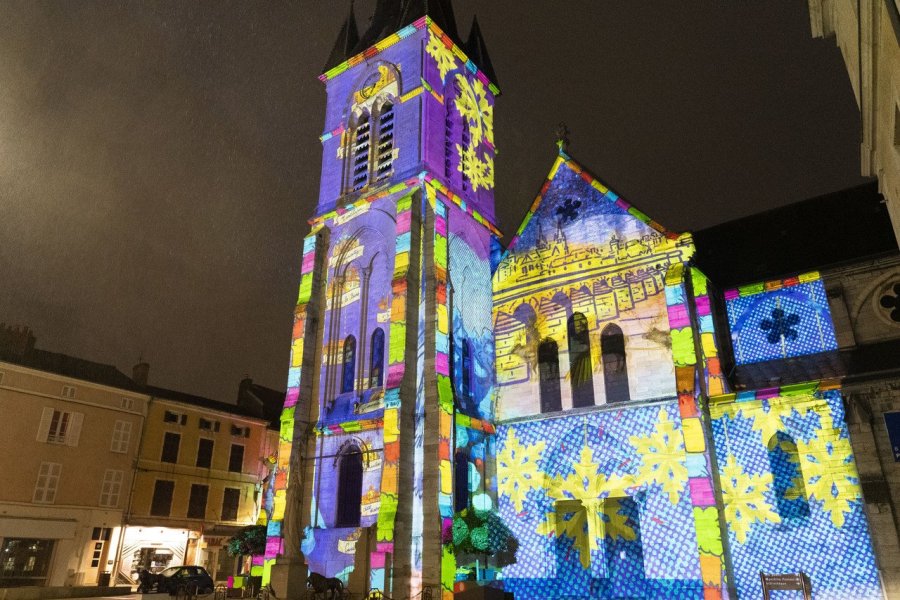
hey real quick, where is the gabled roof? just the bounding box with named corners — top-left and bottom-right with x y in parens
top-left (692, 181), bottom-right (896, 288)
top-left (0, 346), bottom-right (139, 391)
top-left (146, 384), bottom-right (269, 423)
top-left (503, 150), bottom-right (684, 261)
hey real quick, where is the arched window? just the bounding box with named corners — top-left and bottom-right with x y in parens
top-left (767, 432), bottom-right (810, 521)
top-left (341, 335), bottom-right (356, 394)
top-left (567, 313), bottom-right (595, 408)
top-left (538, 339), bottom-right (562, 413)
top-left (350, 114), bottom-right (371, 191)
top-left (454, 449), bottom-right (469, 513)
top-left (369, 328), bottom-right (385, 388)
top-left (460, 339), bottom-right (473, 401)
top-left (336, 447), bottom-right (363, 527)
top-left (374, 102), bottom-right (394, 181)
top-left (601, 323), bottom-right (630, 403)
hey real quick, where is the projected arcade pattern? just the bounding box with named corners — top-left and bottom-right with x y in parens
top-left (709, 385), bottom-right (881, 599)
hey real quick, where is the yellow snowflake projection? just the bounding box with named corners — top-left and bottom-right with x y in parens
top-left (497, 430), bottom-right (546, 513)
top-left (799, 436), bottom-right (860, 527)
top-left (456, 144), bottom-right (494, 192)
top-left (534, 445), bottom-right (635, 569)
top-left (750, 406), bottom-right (787, 447)
top-left (425, 30), bottom-right (457, 82)
top-left (453, 74), bottom-right (493, 148)
top-left (720, 454), bottom-right (780, 544)
top-left (628, 410), bottom-right (688, 504)
top-left (535, 499), bottom-right (635, 570)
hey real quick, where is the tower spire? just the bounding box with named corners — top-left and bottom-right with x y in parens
top-left (464, 15), bottom-right (498, 86)
top-left (323, 1), bottom-right (360, 72)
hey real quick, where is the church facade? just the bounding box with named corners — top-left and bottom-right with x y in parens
top-left (262, 3), bottom-right (887, 599)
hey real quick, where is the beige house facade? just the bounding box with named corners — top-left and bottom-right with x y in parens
top-left (0, 330), bottom-right (148, 587)
top-left (120, 383), bottom-right (278, 583)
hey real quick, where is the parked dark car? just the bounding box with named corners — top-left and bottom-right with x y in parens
top-left (156, 566), bottom-right (214, 594)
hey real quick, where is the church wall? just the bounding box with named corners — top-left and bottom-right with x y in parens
top-left (421, 24), bottom-right (497, 224)
top-left (495, 401), bottom-right (705, 599)
top-left (709, 386), bottom-right (882, 600)
top-left (493, 159), bottom-right (687, 422)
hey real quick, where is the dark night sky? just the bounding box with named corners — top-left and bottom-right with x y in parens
top-left (0, 1), bottom-right (866, 402)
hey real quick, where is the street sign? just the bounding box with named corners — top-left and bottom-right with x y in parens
top-left (760, 571), bottom-right (811, 599)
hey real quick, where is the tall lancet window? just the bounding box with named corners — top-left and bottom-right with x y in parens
top-left (768, 432), bottom-right (810, 521)
top-left (454, 449), bottom-right (469, 513)
top-left (538, 339), bottom-right (562, 413)
top-left (567, 312), bottom-right (595, 408)
top-left (351, 114), bottom-right (371, 191)
top-left (374, 102), bottom-right (394, 181)
top-left (369, 328), bottom-right (385, 388)
top-left (341, 335), bottom-right (356, 394)
top-left (336, 447), bottom-right (363, 527)
top-left (601, 323), bottom-right (630, 403)
top-left (460, 339), bottom-right (473, 402)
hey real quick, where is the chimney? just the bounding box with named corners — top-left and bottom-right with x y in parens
top-left (237, 377), bottom-right (254, 407)
top-left (0, 324), bottom-right (36, 359)
top-left (133, 362), bottom-right (150, 386)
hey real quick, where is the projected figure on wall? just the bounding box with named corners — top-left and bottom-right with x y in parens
top-left (568, 313), bottom-right (595, 408)
top-left (601, 324), bottom-right (630, 403)
top-left (538, 339), bottom-right (562, 413)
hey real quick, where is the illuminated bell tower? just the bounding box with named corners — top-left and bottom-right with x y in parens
top-left (268, 2), bottom-right (501, 599)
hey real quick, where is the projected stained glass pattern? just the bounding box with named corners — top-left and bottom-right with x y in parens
top-left (725, 273), bottom-right (838, 365)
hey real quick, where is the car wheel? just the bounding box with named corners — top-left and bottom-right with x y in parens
top-left (200, 586), bottom-right (214, 595)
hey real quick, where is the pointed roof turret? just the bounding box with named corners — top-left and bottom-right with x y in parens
top-left (463, 15), bottom-right (498, 86)
top-left (400, 0), bottom-right (461, 43)
top-left (323, 2), bottom-right (360, 72)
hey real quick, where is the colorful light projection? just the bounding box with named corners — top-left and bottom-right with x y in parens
top-left (491, 154), bottom-right (728, 598)
top-left (493, 153), bottom-right (692, 420)
top-left (725, 272), bottom-right (838, 365)
top-left (709, 384), bottom-right (881, 599)
top-left (495, 404), bottom-right (706, 599)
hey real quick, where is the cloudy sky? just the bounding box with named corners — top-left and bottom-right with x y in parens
top-left (0, 1), bottom-right (865, 401)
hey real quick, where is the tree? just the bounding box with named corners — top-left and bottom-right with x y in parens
top-left (226, 525), bottom-right (267, 557)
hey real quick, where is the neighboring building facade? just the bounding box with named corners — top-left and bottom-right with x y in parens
top-left (0, 326), bottom-right (147, 587)
top-left (807, 0), bottom-right (900, 245)
top-left (270, 2), bottom-right (894, 599)
top-left (0, 327), bottom-right (282, 588)
top-left (120, 372), bottom-right (279, 583)
top-left (694, 185), bottom-right (900, 597)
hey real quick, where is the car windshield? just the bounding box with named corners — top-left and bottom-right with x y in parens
top-left (160, 567), bottom-right (183, 577)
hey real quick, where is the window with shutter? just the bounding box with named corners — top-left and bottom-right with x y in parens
top-left (33, 463), bottom-right (61, 504)
top-left (99, 470), bottom-right (124, 507)
top-left (110, 420), bottom-right (132, 453)
top-left (36, 409), bottom-right (83, 446)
